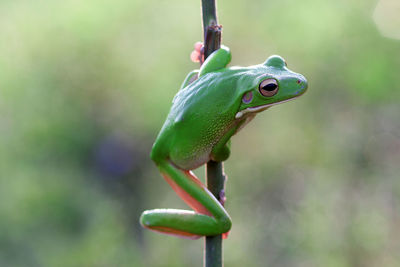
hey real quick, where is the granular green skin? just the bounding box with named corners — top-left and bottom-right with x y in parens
top-left (141, 46), bottom-right (308, 239)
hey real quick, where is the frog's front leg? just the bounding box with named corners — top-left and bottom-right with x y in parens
top-left (199, 45), bottom-right (231, 77)
top-left (178, 44), bottom-right (231, 91)
top-left (180, 70), bottom-right (199, 89)
top-left (210, 124), bottom-right (240, 162)
top-left (211, 139), bottom-right (231, 162)
top-left (140, 160), bottom-right (232, 239)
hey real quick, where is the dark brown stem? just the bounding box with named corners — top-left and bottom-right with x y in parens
top-left (203, 24), bottom-right (222, 59)
top-left (201, 0), bottom-right (222, 58)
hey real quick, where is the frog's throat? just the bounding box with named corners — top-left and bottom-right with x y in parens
top-left (235, 96), bottom-right (300, 119)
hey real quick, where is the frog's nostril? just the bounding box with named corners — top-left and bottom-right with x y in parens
top-left (297, 79), bottom-right (301, 84)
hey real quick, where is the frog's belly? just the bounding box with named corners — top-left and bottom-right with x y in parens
top-left (168, 116), bottom-right (232, 170)
top-left (170, 144), bottom-right (212, 170)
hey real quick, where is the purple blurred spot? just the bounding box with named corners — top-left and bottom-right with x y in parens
top-left (95, 136), bottom-right (138, 177)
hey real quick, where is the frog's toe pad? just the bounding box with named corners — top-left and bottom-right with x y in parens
top-left (190, 42), bottom-right (204, 63)
top-left (222, 231), bottom-right (230, 239)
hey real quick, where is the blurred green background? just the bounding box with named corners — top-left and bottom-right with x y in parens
top-left (1, 0), bottom-right (400, 266)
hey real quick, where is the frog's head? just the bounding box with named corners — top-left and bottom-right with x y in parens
top-left (235, 55), bottom-right (308, 119)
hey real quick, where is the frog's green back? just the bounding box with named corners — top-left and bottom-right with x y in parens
top-left (151, 57), bottom-right (307, 170)
top-left (152, 68), bottom-right (255, 169)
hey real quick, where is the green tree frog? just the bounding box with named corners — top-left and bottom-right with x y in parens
top-left (140, 46), bottom-right (308, 239)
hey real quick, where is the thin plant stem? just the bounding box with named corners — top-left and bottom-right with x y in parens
top-left (204, 161), bottom-right (226, 267)
top-left (200, 1), bottom-right (225, 266)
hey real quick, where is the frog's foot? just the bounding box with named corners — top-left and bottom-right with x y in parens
top-left (190, 42), bottom-right (204, 64)
top-left (210, 135), bottom-right (232, 162)
top-left (210, 142), bottom-right (230, 162)
top-left (140, 161), bottom-right (231, 239)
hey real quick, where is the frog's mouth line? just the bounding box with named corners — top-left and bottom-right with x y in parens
top-left (235, 96), bottom-right (300, 119)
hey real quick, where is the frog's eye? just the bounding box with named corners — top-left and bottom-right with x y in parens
top-left (259, 79), bottom-right (279, 97)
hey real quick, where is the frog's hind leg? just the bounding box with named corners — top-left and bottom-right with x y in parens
top-left (141, 209), bottom-right (216, 239)
top-left (140, 161), bottom-right (231, 239)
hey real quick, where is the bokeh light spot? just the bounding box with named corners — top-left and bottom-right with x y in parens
top-left (373, 0), bottom-right (400, 39)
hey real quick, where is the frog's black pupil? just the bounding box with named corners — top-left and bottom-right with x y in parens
top-left (263, 83), bottom-right (277, 91)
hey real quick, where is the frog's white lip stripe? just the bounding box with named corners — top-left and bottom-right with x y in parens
top-left (235, 96), bottom-right (300, 119)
